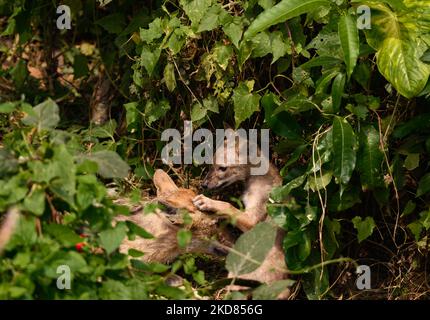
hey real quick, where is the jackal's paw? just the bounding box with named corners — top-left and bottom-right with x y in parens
top-left (192, 195), bottom-right (216, 212)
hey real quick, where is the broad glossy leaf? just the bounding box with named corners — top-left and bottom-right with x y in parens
top-left (376, 37), bottom-right (430, 98)
top-left (332, 117), bottom-right (357, 186)
top-left (331, 72), bottom-right (346, 113)
top-left (243, 0), bottom-right (330, 40)
top-left (357, 126), bottom-right (384, 190)
top-left (226, 222), bottom-right (277, 276)
top-left (338, 13), bottom-right (359, 77)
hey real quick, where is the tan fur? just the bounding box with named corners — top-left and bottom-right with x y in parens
top-left (192, 139), bottom-right (289, 298)
top-left (116, 170), bottom-right (232, 263)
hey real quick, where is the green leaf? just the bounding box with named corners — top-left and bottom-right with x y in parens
top-left (95, 13), bottom-right (125, 34)
top-left (253, 279), bottom-right (295, 299)
top-left (233, 81), bottom-right (260, 127)
top-left (0, 101), bottom-right (18, 114)
top-left (376, 37), bottom-right (430, 98)
top-left (331, 72), bottom-right (346, 113)
top-left (23, 188), bottom-right (45, 216)
top-left (163, 63), bottom-right (176, 92)
top-left (177, 229), bottom-right (192, 249)
top-left (223, 17), bottom-right (244, 48)
top-left (352, 216), bottom-right (376, 243)
top-left (360, 1), bottom-right (430, 98)
top-left (73, 54), bottom-right (89, 79)
top-left (99, 222), bottom-right (128, 255)
top-left (22, 99), bottom-right (60, 131)
top-left (226, 222), bottom-right (277, 276)
top-left (144, 99), bottom-right (170, 125)
top-left (271, 175), bottom-right (306, 202)
top-left (338, 14), bottom-right (359, 78)
top-left (197, 4), bottom-right (225, 33)
top-left (140, 46), bottom-right (161, 76)
top-left (243, 0), bottom-right (330, 40)
top-left (139, 18), bottom-right (163, 44)
top-left (86, 150), bottom-right (130, 179)
top-left (417, 173), bottom-right (430, 197)
top-left (306, 171), bottom-right (333, 192)
top-left (10, 59), bottom-right (28, 88)
top-left (180, 0), bottom-right (213, 27)
top-left (357, 126), bottom-right (384, 190)
top-left (45, 224), bottom-right (82, 247)
top-left (404, 153), bottom-right (420, 171)
top-left (125, 221), bottom-right (154, 239)
top-left (332, 117), bottom-right (357, 186)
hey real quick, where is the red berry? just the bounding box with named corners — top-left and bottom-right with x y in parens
top-left (75, 242), bottom-right (86, 252)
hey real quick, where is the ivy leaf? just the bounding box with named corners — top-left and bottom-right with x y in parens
top-left (85, 150), bottom-right (130, 179)
top-left (223, 17), bottom-right (244, 48)
top-left (180, 0), bottom-right (212, 27)
top-left (233, 81), bottom-right (260, 127)
top-left (226, 222), bottom-right (277, 276)
top-left (352, 216), bottom-right (376, 243)
top-left (139, 18), bottom-right (163, 44)
top-left (338, 13), bottom-right (359, 78)
top-left (99, 222), bottom-right (128, 255)
top-left (332, 117), bottom-right (357, 187)
top-left (140, 46), bottom-right (160, 76)
top-left (144, 99), bottom-right (170, 125)
top-left (197, 4), bottom-right (224, 33)
top-left (22, 99), bottom-right (60, 131)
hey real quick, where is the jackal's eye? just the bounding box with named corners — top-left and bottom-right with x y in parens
top-left (218, 166), bottom-right (227, 172)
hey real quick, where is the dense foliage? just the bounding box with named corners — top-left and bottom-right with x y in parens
top-left (0, 0), bottom-right (429, 299)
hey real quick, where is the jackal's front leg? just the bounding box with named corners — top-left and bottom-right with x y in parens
top-left (192, 195), bottom-right (254, 231)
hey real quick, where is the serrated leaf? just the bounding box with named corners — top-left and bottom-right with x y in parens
top-left (86, 150), bottom-right (130, 179)
top-left (352, 216), bottom-right (376, 243)
top-left (233, 81), bottom-right (260, 127)
top-left (23, 188), bottom-right (45, 216)
top-left (338, 14), bottom-right (359, 77)
top-left (226, 222), bottom-right (277, 276)
top-left (243, 0), bottom-right (330, 40)
top-left (357, 126), bottom-right (384, 190)
top-left (332, 117), bottom-right (357, 186)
